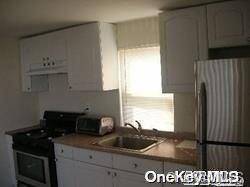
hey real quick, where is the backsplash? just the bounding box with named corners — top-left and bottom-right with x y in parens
top-left (38, 74), bottom-right (121, 125)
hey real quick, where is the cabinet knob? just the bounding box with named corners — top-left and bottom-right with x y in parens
top-left (52, 62), bottom-right (55, 65)
top-left (46, 57), bottom-right (49, 60)
top-left (27, 87), bottom-right (31, 90)
top-left (43, 63), bottom-right (46, 67)
top-left (54, 158), bottom-right (58, 162)
top-left (113, 172), bottom-right (117, 177)
top-left (89, 155), bottom-right (93, 159)
top-left (61, 149), bottom-right (64, 153)
top-left (69, 86), bottom-right (72, 89)
top-left (43, 57), bottom-right (46, 61)
top-left (47, 63), bottom-right (50, 66)
top-left (107, 171), bottom-right (111, 176)
top-left (133, 163), bottom-right (138, 168)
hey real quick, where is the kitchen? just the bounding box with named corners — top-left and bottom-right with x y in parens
top-left (1, 0), bottom-right (250, 186)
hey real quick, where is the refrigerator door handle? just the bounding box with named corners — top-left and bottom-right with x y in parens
top-left (198, 82), bottom-right (207, 144)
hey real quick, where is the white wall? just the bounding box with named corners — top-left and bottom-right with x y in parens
top-left (0, 37), bottom-right (39, 186)
top-left (39, 74), bottom-right (121, 125)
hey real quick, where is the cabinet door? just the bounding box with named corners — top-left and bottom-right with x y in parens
top-left (113, 170), bottom-right (162, 187)
top-left (207, 0), bottom-right (250, 48)
top-left (75, 161), bottom-right (112, 187)
top-left (20, 35), bottom-right (49, 92)
top-left (20, 35), bottom-right (49, 72)
top-left (56, 157), bottom-right (75, 187)
top-left (164, 162), bottom-right (196, 187)
top-left (67, 24), bottom-right (102, 91)
top-left (160, 6), bottom-right (208, 93)
top-left (49, 31), bottom-right (68, 65)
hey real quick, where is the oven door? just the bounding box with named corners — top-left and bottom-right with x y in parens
top-left (13, 150), bottom-right (51, 187)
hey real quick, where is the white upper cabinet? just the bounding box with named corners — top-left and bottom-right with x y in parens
top-left (67, 22), bottom-right (118, 91)
top-left (20, 22), bottom-right (118, 92)
top-left (207, 0), bottom-right (250, 48)
top-left (20, 31), bottom-right (68, 76)
top-left (160, 6), bottom-right (208, 93)
top-left (20, 34), bottom-right (49, 72)
top-left (20, 30), bottom-right (68, 92)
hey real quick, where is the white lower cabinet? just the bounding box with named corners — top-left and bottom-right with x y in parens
top-left (113, 170), bottom-right (161, 187)
top-left (56, 157), bottom-right (76, 187)
top-left (55, 144), bottom-right (195, 187)
top-left (75, 161), bottom-right (112, 187)
top-left (164, 162), bottom-right (196, 187)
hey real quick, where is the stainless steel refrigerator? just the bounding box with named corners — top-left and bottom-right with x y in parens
top-left (196, 58), bottom-right (250, 185)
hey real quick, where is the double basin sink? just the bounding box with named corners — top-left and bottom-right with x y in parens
top-left (93, 135), bottom-right (165, 153)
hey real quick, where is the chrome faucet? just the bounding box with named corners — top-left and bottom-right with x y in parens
top-left (124, 120), bottom-right (142, 135)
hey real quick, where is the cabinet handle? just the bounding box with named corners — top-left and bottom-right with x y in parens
top-left (113, 172), bottom-right (117, 177)
top-left (52, 62), bottom-right (55, 65)
top-left (54, 158), bottom-right (58, 162)
top-left (61, 149), bottom-right (64, 153)
top-left (133, 163), bottom-right (138, 168)
top-left (89, 155), bottom-right (93, 159)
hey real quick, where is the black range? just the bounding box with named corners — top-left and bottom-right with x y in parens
top-left (12, 111), bottom-right (84, 187)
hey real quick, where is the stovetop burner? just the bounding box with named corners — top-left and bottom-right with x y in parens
top-left (20, 127), bottom-right (72, 140)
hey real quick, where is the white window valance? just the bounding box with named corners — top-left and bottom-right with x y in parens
top-left (116, 16), bottom-right (159, 49)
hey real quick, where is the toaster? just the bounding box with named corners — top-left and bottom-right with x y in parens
top-left (76, 115), bottom-right (114, 136)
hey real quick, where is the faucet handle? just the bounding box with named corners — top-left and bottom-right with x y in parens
top-left (152, 128), bottom-right (160, 137)
top-left (135, 120), bottom-right (142, 130)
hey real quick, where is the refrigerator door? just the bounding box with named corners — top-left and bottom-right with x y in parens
top-left (197, 58), bottom-right (250, 144)
top-left (198, 144), bottom-right (250, 186)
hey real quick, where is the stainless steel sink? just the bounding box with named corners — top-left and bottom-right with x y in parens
top-left (93, 135), bottom-right (164, 152)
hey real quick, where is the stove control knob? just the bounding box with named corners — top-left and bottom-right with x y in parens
top-left (48, 137), bottom-right (52, 140)
top-left (41, 130), bottom-right (45, 133)
top-left (26, 133), bottom-right (31, 136)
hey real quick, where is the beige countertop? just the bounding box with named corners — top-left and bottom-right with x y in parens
top-left (53, 133), bottom-right (197, 166)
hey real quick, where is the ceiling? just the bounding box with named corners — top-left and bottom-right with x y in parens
top-left (0, 0), bottom-right (224, 38)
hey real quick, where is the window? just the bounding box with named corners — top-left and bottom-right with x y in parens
top-left (119, 46), bottom-right (174, 131)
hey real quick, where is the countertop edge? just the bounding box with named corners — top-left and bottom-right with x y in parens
top-left (53, 134), bottom-right (197, 166)
top-left (5, 125), bottom-right (41, 136)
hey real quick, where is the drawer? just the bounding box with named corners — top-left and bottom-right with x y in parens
top-left (55, 144), bottom-right (73, 159)
top-left (73, 148), bottom-right (112, 167)
top-left (164, 162), bottom-right (196, 172)
top-left (113, 154), bottom-right (163, 174)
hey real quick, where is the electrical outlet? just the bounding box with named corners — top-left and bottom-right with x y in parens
top-left (83, 104), bottom-right (91, 113)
